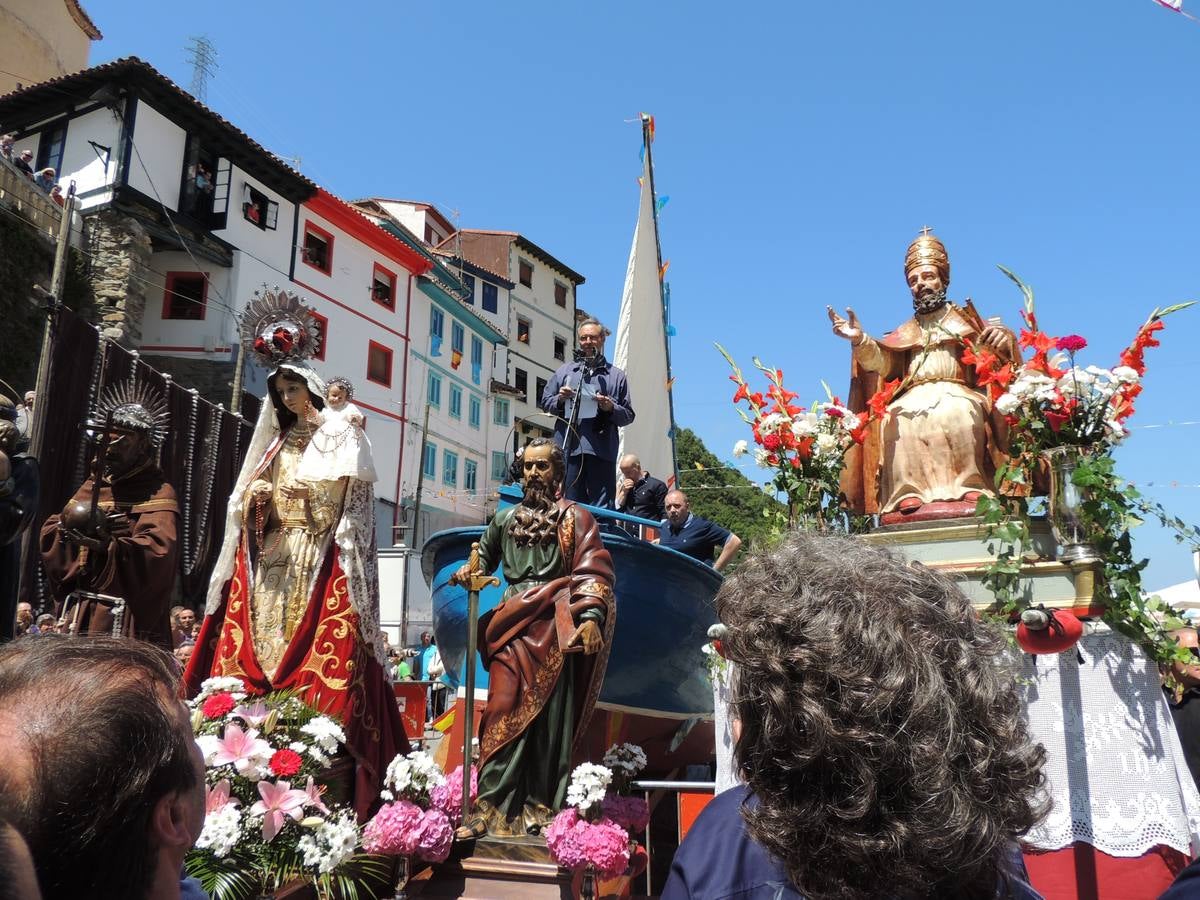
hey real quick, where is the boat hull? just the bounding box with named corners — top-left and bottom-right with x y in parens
top-left (421, 524), bottom-right (721, 719)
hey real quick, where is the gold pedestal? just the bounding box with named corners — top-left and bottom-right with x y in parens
top-left (411, 835), bottom-right (573, 899)
top-left (861, 516), bottom-right (1103, 616)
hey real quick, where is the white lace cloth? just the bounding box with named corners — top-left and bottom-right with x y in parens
top-left (713, 664), bottom-right (739, 794)
top-left (1017, 627), bottom-right (1200, 857)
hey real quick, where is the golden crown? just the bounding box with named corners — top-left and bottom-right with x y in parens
top-left (904, 227), bottom-right (950, 285)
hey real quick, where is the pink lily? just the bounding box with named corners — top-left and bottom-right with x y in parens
top-left (210, 723), bottom-right (272, 775)
top-left (205, 778), bottom-right (239, 814)
top-left (301, 775), bottom-right (329, 815)
top-left (249, 779), bottom-right (308, 841)
top-left (232, 700), bottom-right (271, 728)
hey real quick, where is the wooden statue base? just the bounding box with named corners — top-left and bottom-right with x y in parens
top-left (862, 516), bottom-right (1103, 616)
top-left (409, 834), bottom-right (573, 899)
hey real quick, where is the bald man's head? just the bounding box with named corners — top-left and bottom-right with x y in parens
top-left (619, 454), bottom-right (644, 482)
top-left (665, 489), bottom-right (690, 526)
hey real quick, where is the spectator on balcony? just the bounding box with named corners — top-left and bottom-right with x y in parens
top-left (0, 134), bottom-right (13, 160)
top-left (34, 168), bottom-right (55, 193)
top-left (13, 150), bottom-right (33, 177)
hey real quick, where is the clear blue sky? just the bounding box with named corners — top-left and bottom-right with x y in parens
top-left (87, 0), bottom-right (1200, 589)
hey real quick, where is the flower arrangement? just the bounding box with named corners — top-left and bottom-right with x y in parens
top-left (971, 268), bottom-right (1200, 669)
top-left (185, 678), bottom-right (385, 900)
top-left (546, 753), bottom-right (651, 878)
top-left (718, 346), bottom-right (870, 530)
top-left (362, 751), bottom-right (458, 864)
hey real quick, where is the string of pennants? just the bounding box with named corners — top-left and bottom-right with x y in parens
top-left (1152, 0), bottom-right (1197, 20)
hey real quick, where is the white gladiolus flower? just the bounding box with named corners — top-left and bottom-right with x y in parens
top-left (732, 440), bottom-right (748, 457)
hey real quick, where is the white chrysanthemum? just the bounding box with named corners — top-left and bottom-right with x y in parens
top-left (196, 804), bottom-right (242, 858)
top-left (602, 742), bottom-right (648, 776)
top-left (382, 750), bottom-right (445, 800)
top-left (1085, 365), bottom-right (1113, 381)
top-left (195, 677), bottom-right (247, 701)
top-left (791, 412), bottom-right (819, 438)
top-left (994, 393), bottom-right (1021, 416)
top-left (1111, 365), bottom-right (1140, 384)
top-left (752, 448), bottom-right (772, 468)
top-left (1104, 418), bottom-right (1129, 443)
top-left (732, 439), bottom-right (748, 457)
top-left (566, 762), bottom-right (612, 812)
top-left (297, 812), bottom-right (359, 874)
top-left (814, 432), bottom-right (839, 455)
top-left (300, 716), bottom-right (346, 754)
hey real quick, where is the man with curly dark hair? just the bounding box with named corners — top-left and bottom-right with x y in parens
top-left (663, 533), bottom-right (1048, 900)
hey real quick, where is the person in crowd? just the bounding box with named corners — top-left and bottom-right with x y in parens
top-left (408, 629), bottom-right (432, 679)
top-left (49, 184), bottom-right (64, 207)
top-left (169, 605), bottom-right (195, 648)
top-left (663, 533), bottom-right (1047, 900)
top-left (34, 168), bottom-right (55, 193)
top-left (172, 641), bottom-right (194, 671)
top-left (13, 602), bottom-right (33, 637)
top-left (0, 636), bottom-right (206, 900)
top-left (13, 150), bottom-right (33, 177)
top-left (0, 134), bottom-right (14, 161)
top-left (615, 453), bottom-right (668, 521)
top-left (657, 489), bottom-right (742, 572)
top-left (540, 317), bottom-right (634, 508)
top-left (33, 614), bottom-right (55, 635)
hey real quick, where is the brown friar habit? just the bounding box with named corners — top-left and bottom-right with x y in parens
top-left (476, 500), bottom-right (616, 782)
top-left (40, 462), bottom-right (179, 653)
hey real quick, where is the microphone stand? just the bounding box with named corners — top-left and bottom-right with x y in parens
top-left (562, 350), bottom-right (600, 491)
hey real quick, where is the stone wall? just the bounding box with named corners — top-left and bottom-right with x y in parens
top-left (85, 209), bottom-right (152, 347)
top-left (140, 354), bottom-right (235, 410)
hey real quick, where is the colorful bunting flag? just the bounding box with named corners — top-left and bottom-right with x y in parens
top-left (659, 261), bottom-right (670, 280)
top-left (656, 195), bottom-right (670, 212)
top-left (430, 334), bottom-right (443, 357)
top-left (451, 348), bottom-right (463, 369)
top-left (1153, 0), bottom-right (1197, 18)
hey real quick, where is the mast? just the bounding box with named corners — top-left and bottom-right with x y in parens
top-left (614, 113), bottom-right (679, 487)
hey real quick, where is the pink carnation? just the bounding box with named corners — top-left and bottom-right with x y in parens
top-left (1055, 334), bottom-right (1087, 353)
top-left (362, 801), bottom-right (424, 855)
top-left (430, 765), bottom-right (478, 826)
top-left (546, 807), bottom-right (630, 878)
top-left (414, 808), bottom-right (455, 862)
top-left (601, 794), bottom-right (650, 833)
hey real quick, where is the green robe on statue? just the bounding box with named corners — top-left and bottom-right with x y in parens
top-left (472, 499), bottom-right (615, 832)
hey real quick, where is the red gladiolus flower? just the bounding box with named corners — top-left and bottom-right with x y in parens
top-left (868, 379), bottom-right (901, 421)
top-left (202, 692), bottom-right (236, 719)
top-left (748, 392), bottom-right (765, 408)
top-left (849, 412), bottom-right (870, 445)
top-left (1055, 334), bottom-right (1087, 353)
top-left (795, 436), bottom-right (814, 460)
top-left (1020, 328), bottom-right (1056, 354)
top-left (765, 453), bottom-right (780, 466)
top-left (269, 748), bottom-right (304, 777)
top-left (732, 383), bottom-right (749, 404)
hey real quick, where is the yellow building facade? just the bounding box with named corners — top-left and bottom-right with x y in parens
top-left (0, 0), bottom-right (101, 95)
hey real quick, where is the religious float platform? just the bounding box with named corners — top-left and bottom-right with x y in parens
top-left (862, 515), bottom-right (1103, 618)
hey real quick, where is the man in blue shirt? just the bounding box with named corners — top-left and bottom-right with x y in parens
top-left (540, 318), bottom-right (634, 508)
top-left (658, 489), bottom-right (742, 572)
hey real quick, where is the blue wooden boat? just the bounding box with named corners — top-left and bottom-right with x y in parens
top-left (421, 490), bottom-right (721, 725)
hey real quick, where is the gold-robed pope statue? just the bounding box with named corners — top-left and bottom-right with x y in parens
top-left (830, 229), bottom-right (1019, 524)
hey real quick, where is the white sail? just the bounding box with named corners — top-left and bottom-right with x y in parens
top-left (614, 116), bottom-right (677, 488)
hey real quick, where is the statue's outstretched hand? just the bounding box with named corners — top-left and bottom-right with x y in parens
top-left (827, 306), bottom-right (863, 344)
top-left (568, 619), bottom-right (602, 655)
top-left (977, 324), bottom-right (1014, 356)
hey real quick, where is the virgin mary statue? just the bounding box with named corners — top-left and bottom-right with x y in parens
top-left (185, 289), bottom-right (407, 815)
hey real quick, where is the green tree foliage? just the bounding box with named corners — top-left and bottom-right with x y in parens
top-left (673, 426), bottom-right (784, 553)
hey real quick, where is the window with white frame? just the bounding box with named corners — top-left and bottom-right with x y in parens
top-left (423, 442), bottom-right (437, 478)
top-left (464, 459), bottom-right (478, 492)
top-left (491, 451), bottom-right (508, 481)
top-left (443, 450), bottom-right (458, 487)
top-left (493, 397), bottom-right (510, 426)
top-left (482, 282), bottom-right (498, 313)
top-left (470, 336), bottom-right (483, 385)
top-left (468, 395), bottom-right (481, 429)
top-left (449, 383), bottom-right (462, 419)
top-left (428, 372), bottom-right (442, 407)
top-left (518, 259), bottom-right (533, 288)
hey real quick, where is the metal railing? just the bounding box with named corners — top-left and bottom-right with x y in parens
top-left (630, 779), bottom-right (716, 896)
